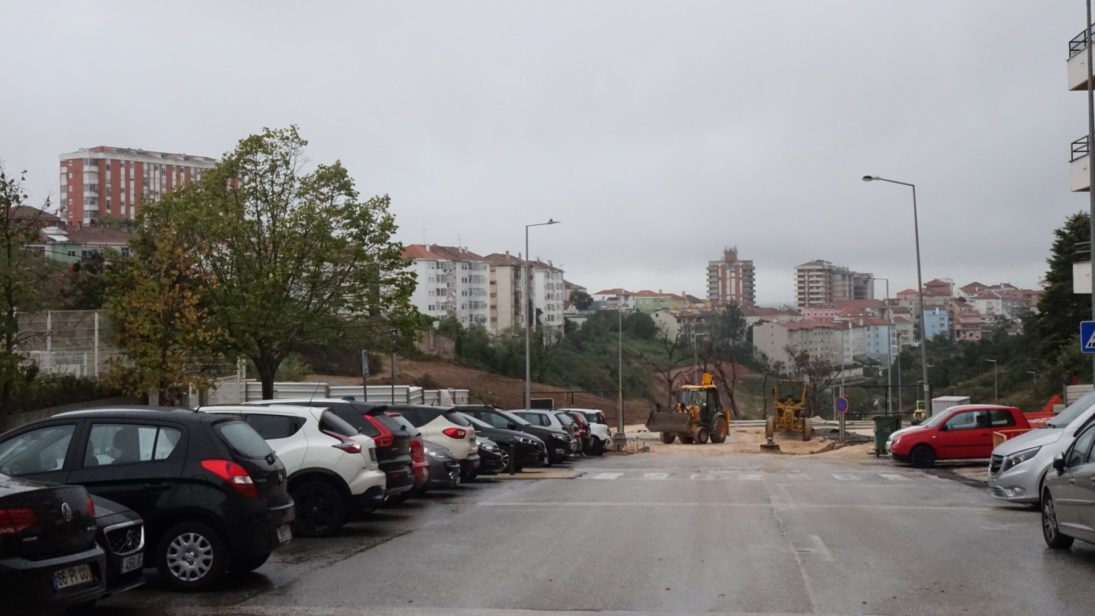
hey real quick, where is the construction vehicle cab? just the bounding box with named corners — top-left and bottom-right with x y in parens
top-left (646, 373), bottom-right (731, 445)
top-left (771, 379), bottom-right (814, 441)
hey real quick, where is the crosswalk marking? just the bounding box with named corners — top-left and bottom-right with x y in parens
top-left (592, 472), bottom-right (623, 480)
top-left (690, 473), bottom-right (717, 480)
top-left (831, 474), bottom-right (861, 481)
top-left (643, 472), bottom-right (669, 480)
top-left (739, 473), bottom-right (764, 481)
top-left (582, 470), bottom-right (935, 482)
top-left (880, 473), bottom-right (911, 481)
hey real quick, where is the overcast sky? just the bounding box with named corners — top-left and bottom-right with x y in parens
top-left (1, 1), bottom-right (1087, 305)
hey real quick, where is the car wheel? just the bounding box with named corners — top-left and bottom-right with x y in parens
top-left (232, 552), bottom-right (270, 574)
top-left (1042, 491), bottom-right (1074, 550)
top-left (157, 521), bottom-right (227, 591)
top-left (592, 439), bottom-right (606, 456)
top-left (660, 432), bottom-right (676, 444)
top-left (909, 445), bottom-right (936, 468)
top-left (291, 480), bottom-right (348, 537)
top-left (694, 427), bottom-right (710, 444)
top-left (710, 419), bottom-right (727, 444)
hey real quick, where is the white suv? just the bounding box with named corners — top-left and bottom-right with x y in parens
top-left (388, 406), bottom-right (480, 480)
top-left (199, 404), bottom-right (385, 537)
top-left (513, 410), bottom-right (580, 455)
top-left (559, 408), bottom-right (612, 455)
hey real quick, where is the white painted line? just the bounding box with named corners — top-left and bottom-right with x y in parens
top-left (591, 472), bottom-right (622, 480)
top-left (831, 473), bottom-right (861, 481)
top-left (480, 502), bottom-right (999, 512)
top-left (643, 472), bottom-right (669, 480)
top-left (690, 473), bottom-right (716, 480)
top-left (880, 473), bottom-right (911, 481)
top-left (738, 473), bottom-right (764, 481)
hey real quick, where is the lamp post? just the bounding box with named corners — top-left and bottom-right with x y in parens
top-left (1027, 370), bottom-right (1039, 398)
top-left (524, 219), bottom-right (560, 409)
top-left (985, 359), bottom-right (998, 403)
top-left (615, 306), bottom-right (627, 450)
top-left (1086, 0), bottom-right (1095, 384)
top-left (870, 276), bottom-right (893, 416)
top-left (863, 175), bottom-right (931, 411)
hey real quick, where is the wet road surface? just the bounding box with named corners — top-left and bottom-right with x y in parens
top-left (94, 451), bottom-right (1095, 615)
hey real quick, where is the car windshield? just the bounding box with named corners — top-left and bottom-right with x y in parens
top-left (918, 412), bottom-right (952, 429)
top-left (1046, 390), bottom-right (1095, 428)
top-left (215, 420), bottom-right (275, 459)
top-left (499, 410), bottom-right (531, 426)
top-left (555, 413), bottom-right (575, 426)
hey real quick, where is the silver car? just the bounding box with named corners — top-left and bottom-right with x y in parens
top-left (1041, 421), bottom-right (1095, 549)
top-left (988, 390), bottom-right (1095, 504)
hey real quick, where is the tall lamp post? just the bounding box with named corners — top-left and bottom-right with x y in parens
top-left (524, 219), bottom-right (560, 409)
top-left (985, 359), bottom-right (999, 403)
top-left (870, 276), bottom-right (893, 416)
top-left (1086, 0), bottom-right (1095, 384)
top-left (615, 306), bottom-right (626, 450)
top-left (863, 175), bottom-right (931, 412)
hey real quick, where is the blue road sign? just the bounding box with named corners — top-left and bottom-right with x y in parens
top-left (835, 396), bottom-right (849, 414)
top-left (1082, 322), bottom-right (1095, 354)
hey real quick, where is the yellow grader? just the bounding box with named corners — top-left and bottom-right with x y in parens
top-left (769, 379), bottom-right (815, 441)
top-left (646, 373), bottom-right (731, 444)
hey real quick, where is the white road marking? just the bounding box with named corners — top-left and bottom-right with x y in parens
top-left (690, 473), bottom-right (716, 480)
top-left (591, 472), bottom-right (622, 480)
top-left (831, 473), bottom-right (860, 481)
top-left (480, 502), bottom-right (999, 512)
top-left (880, 473), bottom-right (911, 481)
top-left (738, 473), bottom-right (764, 481)
top-left (643, 472), bottom-right (669, 480)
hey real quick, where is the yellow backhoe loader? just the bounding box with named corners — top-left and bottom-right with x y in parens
top-left (646, 373), bottom-right (731, 444)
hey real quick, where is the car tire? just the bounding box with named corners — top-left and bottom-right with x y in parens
top-left (291, 479), bottom-right (348, 537)
top-left (232, 552), bottom-right (270, 574)
top-left (694, 427), bottom-right (710, 444)
top-left (156, 521), bottom-right (228, 591)
top-left (710, 419), bottom-right (727, 444)
top-left (592, 439), bottom-right (606, 456)
top-left (1042, 491), bottom-right (1074, 550)
top-left (660, 432), bottom-right (676, 444)
top-left (909, 445), bottom-right (936, 468)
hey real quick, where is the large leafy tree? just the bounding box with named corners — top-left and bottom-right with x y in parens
top-left (0, 167), bottom-right (55, 430)
top-left (104, 191), bottom-right (225, 405)
top-left (1035, 212), bottom-right (1090, 364)
top-left (180, 126), bottom-right (418, 398)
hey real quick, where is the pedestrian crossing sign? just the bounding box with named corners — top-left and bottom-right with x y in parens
top-left (1082, 321), bottom-right (1095, 354)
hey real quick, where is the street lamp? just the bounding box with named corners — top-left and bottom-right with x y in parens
top-left (985, 359), bottom-right (998, 403)
top-left (524, 219), bottom-right (561, 409)
top-left (863, 175), bottom-right (931, 411)
top-left (869, 276), bottom-right (893, 416)
top-left (615, 306), bottom-right (627, 450)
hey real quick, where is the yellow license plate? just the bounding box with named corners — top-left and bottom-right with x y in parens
top-left (53, 563), bottom-right (93, 590)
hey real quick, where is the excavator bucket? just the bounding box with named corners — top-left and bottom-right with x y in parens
top-left (645, 410), bottom-right (694, 434)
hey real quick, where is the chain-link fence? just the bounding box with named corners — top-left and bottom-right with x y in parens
top-left (16, 310), bottom-right (122, 379)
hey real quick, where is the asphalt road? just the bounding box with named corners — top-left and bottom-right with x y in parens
top-left (95, 450), bottom-right (1095, 616)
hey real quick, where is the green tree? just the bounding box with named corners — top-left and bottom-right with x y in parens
top-left (179, 126), bottom-right (418, 398)
top-left (103, 192), bottom-right (225, 405)
top-left (569, 289), bottom-right (593, 311)
top-left (60, 251), bottom-right (112, 310)
top-left (1035, 212), bottom-right (1090, 364)
top-left (0, 167), bottom-right (54, 430)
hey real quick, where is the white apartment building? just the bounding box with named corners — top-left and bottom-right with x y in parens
top-left (753, 320), bottom-right (843, 370)
top-left (794, 260), bottom-right (873, 308)
top-left (484, 253), bottom-right (566, 338)
top-left (403, 245), bottom-right (490, 330)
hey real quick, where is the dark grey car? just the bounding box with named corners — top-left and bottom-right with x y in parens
top-left (1042, 421), bottom-right (1095, 549)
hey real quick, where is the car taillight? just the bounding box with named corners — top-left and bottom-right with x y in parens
top-left (443, 427), bottom-right (467, 439)
top-left (201, 459), bottom-right (257, 497)
top-left (86, 497), bottom-right (95, 517)
top-left (0, 507), bottom-right (37, 535)
top-left (364, 416), bottom-right (394, 448)
top-left (333, 440), bottom-right (363, 454)
top-left (410, 438), bottom-right (425, 462)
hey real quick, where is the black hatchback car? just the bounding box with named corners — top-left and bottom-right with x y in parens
top-left (457, 412), bottom-right (547, 471)
top-left (0, 472), bottom-right (105, 614)
top-left (0, 408), bottom-right (295, 591)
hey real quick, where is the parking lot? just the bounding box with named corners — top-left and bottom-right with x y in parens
top-left (91, 449), bottom-right (1095, 616)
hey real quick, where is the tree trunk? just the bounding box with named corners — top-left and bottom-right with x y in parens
top-left (257, 356), bottom-right (279, 400)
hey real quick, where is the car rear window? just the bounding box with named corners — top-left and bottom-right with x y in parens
top-left (329, 408), bottom-right (379, 437)
top-left (556, 413), bottom-right (575, 426)
top-left (215, 420), bottom-right (275, 459)
top-left (386, 414), bottom-right (421, 436)
top-left (443, 410), bottom-right (471, 427)
top-left (319, 410), bottom-right (358, 437)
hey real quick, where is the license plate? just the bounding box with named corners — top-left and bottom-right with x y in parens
top-left (276, 524), bottom-right (292, 544)
top-left (53, 564), bottom-right (93, 590)
top-left (121, 553), bottom-right (143, 574)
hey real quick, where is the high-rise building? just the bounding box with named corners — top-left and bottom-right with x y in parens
top-left (706, 247), bottom-right (755, 307)
top-left (59, 146), bottom-right (217, 225)
top-left (794, 260), bottom-right (873, 308)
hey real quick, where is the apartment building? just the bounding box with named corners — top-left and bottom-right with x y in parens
top-left (753, 320), bottom-right (844, 369)
top-left (794, 260), bottom-right (873, 308)
top-left (403, 245), bottom-right (490, 330)
top-left (60, 146), bottom-right (217, 225)
top-left (484, 253), bottom-right (566, 338)
top-left (706, 247), bottom-right (756, 307)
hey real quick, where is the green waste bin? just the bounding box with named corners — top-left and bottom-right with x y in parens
top-left (872, 415), bottom-right (902, 458)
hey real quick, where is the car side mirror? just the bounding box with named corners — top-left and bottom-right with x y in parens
top-left (1053, 455), bottom-right (1067, 474)
top-left (938, 424), bottom-right (947, 432)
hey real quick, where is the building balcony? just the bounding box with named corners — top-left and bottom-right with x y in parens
top-left (1069, 26), bottom-right (1095, 91)
top-left (1072, 136), bottom-right (1091, 192)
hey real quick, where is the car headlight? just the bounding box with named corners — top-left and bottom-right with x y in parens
top-left (551, 433), bottom-right (568, 442)
top-left (1002, 447), bottom-right (1041, 472)
top-left (517, 437), bottom-right (535, 445)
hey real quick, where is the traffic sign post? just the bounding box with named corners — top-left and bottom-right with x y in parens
top-left (361, 349), bottom-right (370, 401)
top-left (1082, 322), bottom-right (1095, 354)
top-left (835, 396), bottom-right (849, 443)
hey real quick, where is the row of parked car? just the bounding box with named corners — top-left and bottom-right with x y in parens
top-left (884, 390), bottom-right (1095, 551)
top-left (0, 400), bottom-right (612, 614)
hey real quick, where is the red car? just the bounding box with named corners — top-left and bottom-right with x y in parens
top-left (888, 404), bottom-right (1031, 468)
top-left (386, 413), bottom-right (430, 495)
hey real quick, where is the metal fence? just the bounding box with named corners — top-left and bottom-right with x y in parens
top-left (17, 310), bottom-right (122, 379)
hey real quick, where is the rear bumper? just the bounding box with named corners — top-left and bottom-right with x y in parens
top-left (348, 468), bottom-right (387, 497)
top-left (228, 500), bottom-right (295, 560)
top-left (351, 486), bottom-right (387, 513)
top-left (427, 461), bottom-right (461, 489)
top-left (0, 545), bottom-right (107, 613)
top-left (383, 465), bottom-right (416, 496)
top-left (459, 455), bottom-right (481, 478)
